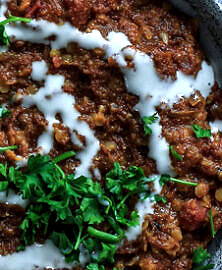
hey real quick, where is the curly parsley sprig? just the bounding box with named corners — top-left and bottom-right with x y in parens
top-left (0, 157), bottom-right (153, 268)
top-left (142, 113), bottom-right (158, 135)
top-left (192, 246), bottom-right (214, 270)
top-left (192, 124), bottom-right (211, 139)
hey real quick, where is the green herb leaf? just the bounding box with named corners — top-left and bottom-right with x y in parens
top-left (127, 210), bottom-right (140, 227)
top-left (50, 231), bottom-right (74, 256)
top-left (80, 197), bottom-right (104, 224)
top-left (192, 124), bottom-right (211, 139)
top-left (0, 181), bottom-right (8, 191)
top-left (192, 246), bottom-right (211, 265)
top-left (0, 15), bottom-right (31, 46)
top-left (0, 25), bottom-right (9, 46)
top-left (106, 162), bottom-right (123, 199)
top-left (192, 246), bottom-right (214, 270)
top-left (86, 264), bottom-right (105, 270)
top-left (96, 242), bottom-right (117, 263)
top-left (209, 210), bottom-right (215, 238)
top-left (0, 107), bottom-right (11, 118)
top-left (154, 194), bottom-right (167, 203)
top-left (142, 113), bottom-right (158, 135)
top-left (170, 145), bottom-right (183, 161)
top-left (0, 163), bottom-right (7, 177)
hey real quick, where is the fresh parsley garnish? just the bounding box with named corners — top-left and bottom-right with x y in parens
top-left (192, 124), bottom-right (211, 139)
top-left (86, 264), bottom-right (105, 270)
top-left (192, 246), bottom-right (214, 270)
top-left (193, 246), bottom-right (211, 264)
top-left (0, 15), bottom-right (31, 46)
top-left (170, 145), bottom-right (183, 161)
top-left (0, 145), bottom-right (17, 152)
top-left (209, 210), bottom-right (215, 238)
top-left (160, 174), bottom-right (198, 187)
top-left (142, 113), bottom-right (158, 135)
top-left (0, 157), bottom-right (152, 268)
top-left (154, 194), bottom-right (167, 203)
top-left (0, 106), bottom-right (11, 118)
top-left (106, 162), bottom-right (154, 202)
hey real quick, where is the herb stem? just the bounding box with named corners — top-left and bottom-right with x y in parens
top-left (54, 164), bottom-right (66, 180)
top-left (0, 145), bottom-right (17, 152)
top-left (117, 192), bottom-right (133, 209)
top-left (107, 216), bottom-right (123, 237)
top-left (74, 228), bottom-right (83, 250)
top-left (52, 151), bottom-right (76, 164)
top-left (98, 195), bottom-right (112, 215)
top-left (87, 226), bottom-right (121, 243)
top-left (170, 177), bottom-right (197, 187)
top-left (209, 210), bottom-right (215, 238)
top-left (170, 145), bottom-right (183, 161)
top-left (0, 15), bottom-right (31, 26)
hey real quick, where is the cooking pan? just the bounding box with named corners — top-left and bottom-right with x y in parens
top-left (169, 0), bottom-right (222, 268)
top-left (169, 0), bottom-right (222, 86)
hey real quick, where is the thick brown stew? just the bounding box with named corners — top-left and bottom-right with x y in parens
top-left (0, 0), bottom-right (222, 269)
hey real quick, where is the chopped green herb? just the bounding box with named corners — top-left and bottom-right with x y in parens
top-left (192, 246), bottom-right (211, 264)
top-left (0, 145), bottom-right (17, 152)
top-left (192, 124), bottom-right (211, 139)
top-left (154, 194), bottom-right (167, 203)
top-left (87, 226), bottom-right (121, 243)
top-left (170, 145), bottom-right (183, 161)
top-left (52, 150), bottom-right (75, 163)
top-left (0, 158), bottom-right (152, 268)
top-left (209, 210), bottom-right (216, 238)
top-left (0, 15), bottom-right (31, 46)
top-left (192, 246), bottom-right (214, 270)
top-left (160, 174), bottom-right (197, 187)
top-left (142, 113), bottom-right (158, 135)
top-left (86, 263), bottom-right (105, 270)
top-left (0, 106), bottom-right (11, 118)
top-left (106, 161), bottom-right (154, 203)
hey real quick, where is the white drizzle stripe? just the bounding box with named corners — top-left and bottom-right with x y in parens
top-left (21, 62), bottom-right (100, 178)
top-left (0, 0), bottom-right (7, 21)
top-left (125, 175), bottom-right (162, 241)
top-left (0, 0), bottom-right (214, 176)
top-left (120, 49), bottom-right (214, 174)
top-left (0, 240), bottom-right (74, 270)
top-left (93, 167), bottom-right (101, 180)
top-left (4, 20), bottom-right (214, 174)
top-left (0, 190), bottom-right (28, 208)
top-left (31, 60), bottom-right (48, 81)
top-left (210, 120), bottom-right (222, 134)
